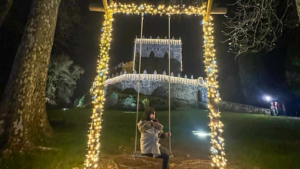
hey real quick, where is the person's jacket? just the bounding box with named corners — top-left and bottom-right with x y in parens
top-left (137, 119), bottom-right (166, 157)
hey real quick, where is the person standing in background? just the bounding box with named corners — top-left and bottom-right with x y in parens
top-left (282, 102), bottom-right (287, 116)
top-left (274, 101), bottom-right (279, 115)
top-left (270, 102), bottom-right (276, 116)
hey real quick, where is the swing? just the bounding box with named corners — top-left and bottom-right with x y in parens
top-left (132, 13), bottom-right (173, 158)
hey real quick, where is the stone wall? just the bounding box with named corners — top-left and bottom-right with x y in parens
top-left (133, 58), bottom-right (181, 76)
top-left (135, 38), bottom-right (182, 63)
top-left (219, 101), bottom-right (271, 115)
top-left (104, 74), bottom-right (208, 105)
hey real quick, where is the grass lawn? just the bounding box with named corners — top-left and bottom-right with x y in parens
top-left (1, 108), bottom-right (300, 169)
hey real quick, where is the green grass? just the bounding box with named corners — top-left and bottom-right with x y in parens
top-left (0, 109), bottom-right (91, 169)
top-left (1, 109), bottom-right (300, 169)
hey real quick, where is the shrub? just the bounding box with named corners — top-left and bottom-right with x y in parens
top-left (142, 98), bottom-right (150, 110)
top-left (121, 95), bottom-right (136, 110)
top-left (105, 92), bottom-right (118, 108)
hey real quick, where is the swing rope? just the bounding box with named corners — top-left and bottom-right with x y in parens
top-left (134, 13), bottom-right (144, 154)
top-left (168, 14), bottom-right (172, 155)
top-left (133, 13), bottom-right (172, 157)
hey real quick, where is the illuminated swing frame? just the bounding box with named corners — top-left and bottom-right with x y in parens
top-left (85, 1), bottom-right (227, 169)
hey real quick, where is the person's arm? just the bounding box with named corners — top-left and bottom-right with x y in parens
top-left (159, 132), bottom-right (171, 138)
top-left (153, 118), bottom-right (171, 138)
top-left (159, 132), bottom-right (166, 138)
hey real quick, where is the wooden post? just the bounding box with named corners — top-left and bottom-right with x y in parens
top-left (203, 0), bottom-right (227, 168)
top-left (206, 0), bottom-right (213, 21)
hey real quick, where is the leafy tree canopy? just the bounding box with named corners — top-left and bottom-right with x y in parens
top-left (46, 54), bottom-right (84, 106)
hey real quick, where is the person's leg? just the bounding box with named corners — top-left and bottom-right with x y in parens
top-left (271, 108), bottom-right (275, 116)
top-left (156, 146), bottom-right (170, 169)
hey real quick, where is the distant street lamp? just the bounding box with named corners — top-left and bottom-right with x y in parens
top-left (192, 131), bottom-right (211, 138)
top-left (264, 95), bottom-right (272, 102)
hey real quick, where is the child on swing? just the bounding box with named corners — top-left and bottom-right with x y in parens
top-left (137, 107), bottom-right (171, 169)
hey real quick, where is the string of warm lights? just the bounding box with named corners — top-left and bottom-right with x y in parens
top-left (108, 2), bottom-right (206, 15)
top-left (84, 9), bottom-right (113, 169)
top-left (85, 2), bottom-right (226, 169)
top-left (203, 15), bottom-right (227, 168)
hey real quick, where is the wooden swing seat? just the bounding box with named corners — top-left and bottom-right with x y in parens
top-left (132, 151), bottom-right (148, 158)
top-left (132, 151), bottom-right (173, 158)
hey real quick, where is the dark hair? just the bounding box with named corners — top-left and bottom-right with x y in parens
top-left (141, 107), bottom-right (155, 121)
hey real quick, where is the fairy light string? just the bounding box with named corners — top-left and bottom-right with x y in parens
top-left (84, 9), bottom-right (113, 168)
top-left (109, 2), bottom-right (206, 15)
top-left (203, 14), bottom-right (227, 168)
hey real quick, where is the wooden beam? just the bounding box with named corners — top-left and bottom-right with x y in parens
top-left (89, 3), bottom-right (227, 14)
top-left (89, 3), bottom-right (105, 12)
top-left (102, 0), bottom-right (108, 10)
top-left (211, 7), bottom-right (227, 14)
top-left (206, 0), bottom-right (213, 20)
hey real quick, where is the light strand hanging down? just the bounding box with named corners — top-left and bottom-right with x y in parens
top-left (203, 15), bottom-right (227, 168)
top-left (84, 9), bottom-right (114, 169)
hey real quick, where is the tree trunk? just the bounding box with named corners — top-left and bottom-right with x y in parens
top-left (0, 0), bottom-right (61, 155)
top-left (0, 0), bottom-right (13, 27)
top-left (296, 0), bottom-right (300, 22)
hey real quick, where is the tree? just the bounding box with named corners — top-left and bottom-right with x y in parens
top-left (295, 0), bottom-right (300, 21)
top-left (237, 53), bottom-right (268, 106)
top-left (0, 0), bottom-right (13, 27)
top-left (223, 0), bottom-right (299, 108)
top-left (46, 54), bottom-right (84, 106)
top-left (77, 95), bottom-right (85, 108)
top-left (0, 0), bottom-right (61, 154)
top-left (223, 0), bottom-right (295, 57)
top-left (52, 0), bottom-right (81, 54)
top-left (286, 28), bottom-right (300, 97)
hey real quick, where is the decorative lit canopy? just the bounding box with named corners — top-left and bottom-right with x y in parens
top-left (85, 1), bottom-right (228, 169)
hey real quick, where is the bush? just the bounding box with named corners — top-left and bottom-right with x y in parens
top-left (105, 92), bottom-right (118, 108)
top-left (142, 98), bottom-right (150, 110)
top-left (77, 95), bottom-right (85, 108)
top-left (121, 95), bottom-right (136, 110)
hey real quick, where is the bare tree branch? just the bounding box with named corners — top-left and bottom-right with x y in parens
top-left (223, 0), bottom-right (296, 57)
top-left (0, 0), bottom-right (13, 27)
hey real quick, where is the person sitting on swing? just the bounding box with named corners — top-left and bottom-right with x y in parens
top-left (137, 107), bottom-right (171, 169)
